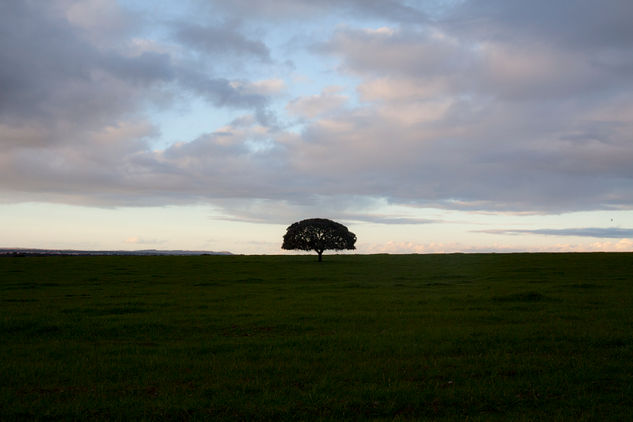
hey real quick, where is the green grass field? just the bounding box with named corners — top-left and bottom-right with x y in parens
top-left (1, 253), bottom-right (632, 420)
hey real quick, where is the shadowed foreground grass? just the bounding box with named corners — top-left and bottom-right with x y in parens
top-left (1, 253), bottom-right (632, 420)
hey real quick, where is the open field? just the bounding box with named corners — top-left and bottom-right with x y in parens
top-left (1, 253), bottom-right (632, 420)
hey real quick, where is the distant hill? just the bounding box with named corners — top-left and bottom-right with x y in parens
top-left (0, 248), bottom-right (232, 256)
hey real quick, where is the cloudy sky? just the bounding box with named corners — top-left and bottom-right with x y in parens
top-left (2, 0), bottom-right (633, 254)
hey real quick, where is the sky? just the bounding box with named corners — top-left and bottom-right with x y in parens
top-left (1, 0), bottom-right (633, 254)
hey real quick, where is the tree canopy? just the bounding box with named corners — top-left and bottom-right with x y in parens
top-left (282, 218), bottom-right (356, 261)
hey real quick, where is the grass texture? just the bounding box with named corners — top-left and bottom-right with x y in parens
top-left (1, 253), bottom-right (632, 420)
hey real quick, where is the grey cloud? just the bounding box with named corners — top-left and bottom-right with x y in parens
top-left (341, 215), bottom-right (436, 225)
top-left (324, 26), bottom-right (633, 102)
top-left (0, 1), bottom-right (278, 125)
top-left (174, 71), bottom-right (280, 127)
top-left (0, 1), bottom-right (94, 120)
top-left (205, 0), bottom-right (428, 23)
top-left (479, 228), bottom-right (633, 239)
top-left (306, 3), bottom-right (633, 213)
top-left (2, 139), bottom-right (283, 207)
top-left (0, 0), bottom-right (174, 133)
top-left (175, 22), bottom-right (271, 62)
top-left (177, 72), bottom-right (267, 109)
top-left (450, 0), bottom-right (633, 50)
top-left (283, 95), bottom-right (633, 212)
top-left (320, 27), bottom-right (464, 78)
top-left (101, 52), bottom-right (174, 85)
top-left (0, 0), bottom-right (281, 157)
top-left (2, 0), bottom-right (633, 218)
top-left (438, 1), bottom-right (633, 101)
top-left (0, 1), bottom-right (280, 207)
top-left (203, 195), bottom-right (435, 226)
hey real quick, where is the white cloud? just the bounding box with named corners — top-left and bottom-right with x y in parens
top-left (363, 26), bottom-right (395, 36)
top-left (230, 79), bottom-right (286, 96)
top-left (286, 86), bottom-right (348, 118)
top-left (358, 77), bottom-right (449, 102)
top-left (125, 236), bottom-right (165, 245)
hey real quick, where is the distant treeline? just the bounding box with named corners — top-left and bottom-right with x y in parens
top-left (0, 248), bottom-right (232, 257)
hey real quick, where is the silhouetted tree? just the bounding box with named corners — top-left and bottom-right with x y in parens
top-left (282, 218), bottom-right (356, 261)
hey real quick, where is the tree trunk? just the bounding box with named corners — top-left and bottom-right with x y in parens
top-left (317, 250), bottom-right (323, 262)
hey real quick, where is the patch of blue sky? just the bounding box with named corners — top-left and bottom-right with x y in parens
top-left (120, 0), bottom-right (193, 23)
top-left (147, 97), bottom-right (241, 150)
top-left (264, 14), bottom-right (363, 97)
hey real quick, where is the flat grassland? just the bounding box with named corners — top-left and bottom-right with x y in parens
top-left (1, 253), bottom-right (632, 420)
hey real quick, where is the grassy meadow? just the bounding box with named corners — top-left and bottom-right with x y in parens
top-left (1, 253), bottom-right (632, 420)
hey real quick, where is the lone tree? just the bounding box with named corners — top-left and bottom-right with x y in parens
top-left (282, 218), bottom-right (356, 261)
